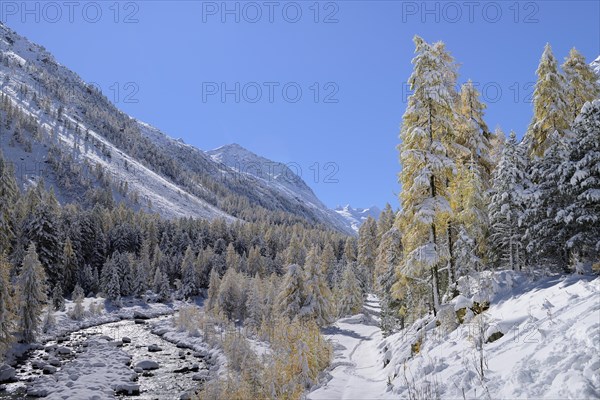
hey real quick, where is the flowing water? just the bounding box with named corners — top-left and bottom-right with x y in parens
top-left (0, 315), bottom-right (210, 399)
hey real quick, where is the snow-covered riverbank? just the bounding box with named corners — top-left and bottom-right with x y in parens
top-left (1, 297), bottom-right (225, 399)
top-left (309, 272), bottom-right (600, 400)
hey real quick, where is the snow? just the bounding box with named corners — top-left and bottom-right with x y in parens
top-left (333, 204), bottom-right (382, 233)
top-left (135, 360), bottom-right (159, 370)
top-left (29, 337), bottom-right (138, 399)
top-left (309, 272), bottom-right (600, 400)
top-left (207, 144), bottom-right (358, 235)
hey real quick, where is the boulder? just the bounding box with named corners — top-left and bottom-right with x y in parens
top-left (42, 365), bottom-right (57, 374)
top-left (0, 364), bottom-right (17, 383)
top-left (56, 346), bottom-right (72, 355)
top-left (115, 383), bottom-right (140, 395)
top-left (148, 344), bottom-right (162, 352)
top-left (121, 337), bottom-right (131, 344)
top-left (135, 360), bottom-right (159, 370)
top-left (133, 311), bottom-right (151, 320)
top-left (47, 358), bottom-right (61, 367)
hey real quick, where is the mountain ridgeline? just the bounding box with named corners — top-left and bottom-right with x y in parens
top-left (0, 22), bottom-right (357, 235)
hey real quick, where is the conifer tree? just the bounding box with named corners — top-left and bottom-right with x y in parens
top-left (206, 268), bottom-right (221, 314)
top-left (62, 238), bottom-right (77, 294)
top-left (131, 254), bottom-right (148, 297)
top-left (396, 36), bottom-right (458, 315)
top-left (180, 245), bottom-right (198, 299)
top-left (374, 226), bottom-right (402, 293)
top-left (218, 268), bottom-right (241, 320)
top-left (319, 243), bottom-right (336, 276)
top-left (376, 204), bottom-right (395, 241)
top-left (25, 197), bottom-right (63, 288)
top-left (343, 237), bottom-right (357, 263)
top-left (70, 284), bottom-right (85, 320)
top-left (51, 283), bottom-right (65, 311)
top-left (275, 264), bottom-right (304, 320)
top-left (102, 257), bottom-right (121, 304)
top-left (357, 216), bottom-right (378, 288)
top-left (558, 100), bottom-right (600, 265)
top-left (523, 131), bottom-right (571, 270)
top-left (336, 264), bottom-right (363, 317)
top-left (0, 153), bottom-right (18, 254)
top-left (285, 235), bottom-right (305, 266)
top-left (562, 48), bottom-right (600, 123)
top-left (488, 132), bottom-right (528, 270)
top-left (300, 247), bottom-right (334, 326)
top-left (0, 254), bottom-right (14, 353)
top-left (247, 246), bottom-right (264, 277)
top-left (153, 267), bottom-right (170, 303)
top-left (244, 277), bottom-right (263, 332)
top-left (18, 244), bottom-right (47, 343)
top-left (449, 158), bottom-right (489, 277)
top-left (225, 243), bottom-right (239, 272)
top-left (528, 43), bottom-right (569, 157)
top-left (455, 80), bottom-right (493, 178)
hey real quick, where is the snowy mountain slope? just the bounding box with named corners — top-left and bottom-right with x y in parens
top-left (0, 22), bottom-right (356, 232)
top-left (592, 55), bottom-right (600, 79)
top-left (206, 144), bottom-right (357, 235)
top-left (0, 22), bottom-right (232, 221)
top-left (333, 204), bottom-right (381, 233)
top-left (592, 55), bottom-right (600, 87)
top-left (309, 272), bottom-right (599, 399)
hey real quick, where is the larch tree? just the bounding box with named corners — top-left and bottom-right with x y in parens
top-left (562, 48), bottom-right (600, 123)
top-left (217, 267), bottom-right (241, 320)
top-left (528, 43), bottom-right (570, 157)
top-left (300, 247), bottom-right (334, 326)
top-left (357, 217), bottom-right (378, 289)
top-left (205, 268), bottom-right (221, 314)
top-left (275, 264), bottom-right (304, 321)
top-left (449, 157), bottom-right (489, 277)
top-left (336, 264), bottom-right (363, 317)
top-left (374, 226), bottom-right (402, 293)
top-left (396, 36), bottom-right (458, 316)
top-left (343, 237), bottom-right (357, 264)
top-left (285, 235), bottom-right (305, 266)
top-left (455, 80), bottom-right (493, 179)
top-left (376, 204), bottom-right (395, 241)
top-left (18, 244), bottom-right (47, 343)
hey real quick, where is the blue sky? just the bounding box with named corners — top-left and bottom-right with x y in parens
top-left (2, 1), bottom-right (598, 210)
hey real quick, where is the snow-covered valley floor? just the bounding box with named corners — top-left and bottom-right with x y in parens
top-left (309, 272), bottom-right (599, 400)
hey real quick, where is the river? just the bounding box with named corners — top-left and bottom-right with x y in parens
top-left (0, 314), bottom-right (211, 399)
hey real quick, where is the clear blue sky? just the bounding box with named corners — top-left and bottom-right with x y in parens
top-left (2, 1), bottom-right (598, 210)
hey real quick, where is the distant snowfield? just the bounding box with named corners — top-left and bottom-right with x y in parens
top-left (309, 273), bottom-right (600, 400)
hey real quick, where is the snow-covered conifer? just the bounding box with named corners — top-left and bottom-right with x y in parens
top-left (300, 247), bottom-right (334, 326)
top-left (18, 244), bottom-right (47, 343)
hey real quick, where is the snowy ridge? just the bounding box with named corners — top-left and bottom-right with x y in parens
top-left (206, 144), bottom-right (357, 235)
top-left (333, 204), bottom-right (381, 233)
top-left (309, 272), bottom-right (599, 400)
top-left (0, 22), bottom-right (358, 233)
top-left (0, 22), bottom-right (231, 221)
top-left (592, 55), bottom-right (600, 79)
